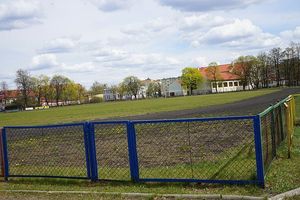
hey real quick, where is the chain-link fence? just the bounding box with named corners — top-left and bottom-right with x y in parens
top-left (93, 122), bottom-right (130, 181)
top-left (259, 95), bottom-right (296, 173)
top-left (3, 123), bottom-right (88, 179)
top-left (133, 118), bottom-right (256, 181)
top-left (0, 95), bottom-right (297, 187)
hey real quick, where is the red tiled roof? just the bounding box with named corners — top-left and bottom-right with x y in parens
top-left (198, 64), bottom-right (241, 81)
top-left (0, 90), bottom-right (36, 100)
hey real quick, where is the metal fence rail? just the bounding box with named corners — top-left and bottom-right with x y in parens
top-left (0, 95), bottom-right (297, 188)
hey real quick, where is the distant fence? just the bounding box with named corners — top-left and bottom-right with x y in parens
top-left (0, 95), bottom-right (297, 187)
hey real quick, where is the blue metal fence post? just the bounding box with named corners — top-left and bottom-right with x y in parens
top-left (253, 115), bottom-right (265, 188)
top-left (83, 123), bottom-right (91, 179)
top-left (2, 128), bottom-right (9, 181)
top-left (126, 121), bottom-right (139, 182)
top-left (88, 122), bottom-right (98, 182)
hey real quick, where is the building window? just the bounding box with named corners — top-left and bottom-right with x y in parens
top-left (223, 82), bottom-right (228, 87)
top-left (229, 82), bottom-right (233, 87)
top-left (218, 82), bottom-right (223, 87)
top-left (234, 82), bottom-right (238, 86)
top-left (239, 81), bottom-right (243, 86)
top-left (212, 83), bottom-right (217, 88)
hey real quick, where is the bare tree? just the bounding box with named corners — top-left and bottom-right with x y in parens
top-left (269, 48), bottom-right (284, 86)
top-left (15, 69), bottom-right (34, 108)
top-left (231, 56), bottom-right (256, 90)
top-left (0, 81), bottom-right (8, 106)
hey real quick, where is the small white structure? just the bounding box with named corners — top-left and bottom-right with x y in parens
top-left (160, 77), bottom-right (186, 97)
top-left (103, 89), bottom-right (117, 101)
top-left (198, 64), bottom-right (253, 93)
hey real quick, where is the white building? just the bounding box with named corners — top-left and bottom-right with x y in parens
top-left (198, 64), bottom-right (253, 93)
top-left (160, 77), bottom-right (187, 97)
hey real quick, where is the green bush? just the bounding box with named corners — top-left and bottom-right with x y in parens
top-left (90, 97), bottom-right (103, 103)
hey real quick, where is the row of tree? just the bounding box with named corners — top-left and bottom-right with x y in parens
top-left (0, 70), bottom-right (162, 108)
top-left (165, 42), bottom-right (300, 95)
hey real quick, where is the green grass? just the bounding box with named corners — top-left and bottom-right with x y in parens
top-left (0, 89), bottom-right (279, 126)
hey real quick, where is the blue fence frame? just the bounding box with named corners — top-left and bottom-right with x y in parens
top-left (0, 115), bottom-right (266, 187)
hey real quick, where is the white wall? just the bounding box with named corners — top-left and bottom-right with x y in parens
top-left (211, 80), bottom-right (253, 93)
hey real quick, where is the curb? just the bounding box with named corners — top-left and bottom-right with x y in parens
top-left (0, 190), bottom-right (266, 200)
top-left (269, 187), bottom-right (300, 200)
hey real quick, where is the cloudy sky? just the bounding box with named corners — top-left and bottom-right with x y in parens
top-left (0, 0), bottom-right (299, 88)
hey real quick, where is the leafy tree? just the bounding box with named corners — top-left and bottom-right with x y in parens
top-left (90, 81), bottom-right (107, 95)
top-left (121, 76), bottom-right (141, 99)
top-left (249, 57), bottom-right (261, 89)
top-left (205, 62), bottom-right (221, 93)
top-left (50, 75), bottom-right (69, 106)
top-left (76, 84), bottom-right (87, 103)
top-left (181, 67), bottom-right (203, 95)
top-left (62, 81), bottom-right (77, 103)
top-left (117, 83), bottom-right (127, 100)
top-left (15, 69), bottom-right (34, 108)
top-left (146, 82), bottom-right (161, 98)
top-left (38, 75), bottom-right (53, 106)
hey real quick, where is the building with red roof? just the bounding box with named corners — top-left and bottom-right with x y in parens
top-left (198, 64), bottom-right (253, 93)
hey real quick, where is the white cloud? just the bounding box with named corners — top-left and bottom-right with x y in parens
top-left (120, 17), bottom-right (173, 42)
top-left (61, 62), bottom-right (96, 73)
top-left (280, 26), bottom-right (300, 41)
top-left (159, 0), bottom-right (265, 12)
top-left (93, 47), bottom-right (181, 72)
top-left (93, 48), bottom-right (127, 62)
top-left (185, 19), bottom-right (281, 49)
top-left (188, 57), bottom-right (208, 67)
top-left (31, 54), bottom-right (58, 70)
top-left (179, 14), bottom-right (232, 31)
top-left (89, 0), bottom-right (133, 12)
top-left (0, 0), bottom-right (42, 31)
top-left (38, 37), bottom-right (79, 54)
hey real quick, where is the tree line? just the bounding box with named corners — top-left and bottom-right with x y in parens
top-left (0, 70), bottom-right (161, 109)
top-left (182, 42), bottom-right (300, 94)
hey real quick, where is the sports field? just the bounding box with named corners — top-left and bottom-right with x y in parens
top-left (0, 88), bottom-right (280, 127)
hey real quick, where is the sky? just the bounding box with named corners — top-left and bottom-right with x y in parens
top-left (0, 0), bottom-right (300, 89)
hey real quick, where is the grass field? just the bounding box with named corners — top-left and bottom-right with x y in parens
top-left (0, 88), bottom-right (279, 127)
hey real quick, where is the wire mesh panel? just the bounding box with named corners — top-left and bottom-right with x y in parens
top-left (260, 104), bottom-right (288, 173)
top-left (134, 118), bottom-right (256, 181)
top-left (93, 122), bottom-right (130, 180)
top-left (5, 124), bottom-right (88, 178)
